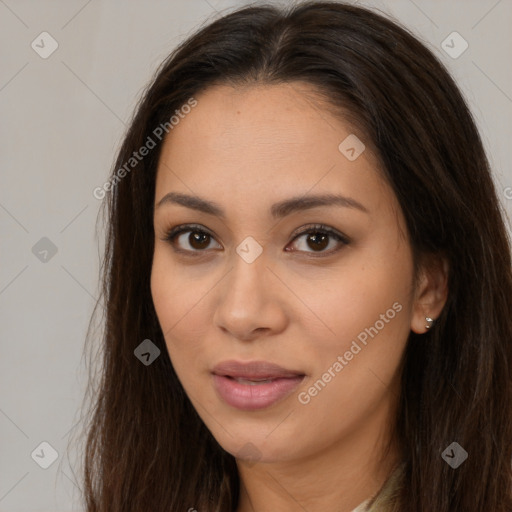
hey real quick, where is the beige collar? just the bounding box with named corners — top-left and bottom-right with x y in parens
top-left (351, 498), bottom-right (371, 512)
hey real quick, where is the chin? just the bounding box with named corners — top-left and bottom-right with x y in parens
top-left (211, 423), bottom-right (303, 465)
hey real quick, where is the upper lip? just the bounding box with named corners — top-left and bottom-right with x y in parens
top-left (212, 360), bottom-right (305, 379)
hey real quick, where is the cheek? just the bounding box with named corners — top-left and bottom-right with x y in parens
top-left (291, 242), bottom-right (413, 406)
top-left (150, 252), bottom-right (208, 363)
top-left (294, 249), bottom-right (412, 353)
top-left (151, 255), bottom-right (180, 334)
top-left (291, 289), bottom-right (410, 453)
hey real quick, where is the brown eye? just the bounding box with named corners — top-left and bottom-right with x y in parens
top-left (305, 232), bottom-right (329, 251)
top-left (188, 231), bottom-right (211, 250)
top-left (287, 225), bottom-right (349, 255)
top-left (163, 225), bottom-right (222, 253)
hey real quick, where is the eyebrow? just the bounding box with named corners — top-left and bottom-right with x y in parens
top-left (155, 191), bottom-right (369, 218)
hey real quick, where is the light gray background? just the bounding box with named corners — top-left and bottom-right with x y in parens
top-left (1, 0), bottom-right (511, 510)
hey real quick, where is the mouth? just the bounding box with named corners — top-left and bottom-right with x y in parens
top-left (227, 376), bottom-right (278, 385)
top-left (211, 360), bottom-right (306, 411)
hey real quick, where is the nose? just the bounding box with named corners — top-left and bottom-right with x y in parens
top-left (212, 249), bottom-right (288, 342)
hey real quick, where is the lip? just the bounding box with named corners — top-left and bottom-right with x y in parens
top-left (212, 360), bottom-right (304, 379)
top-left (211, 360), bottom-right (305, 411)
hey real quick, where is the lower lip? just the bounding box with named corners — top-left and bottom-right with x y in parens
top-left (212, 374), bottom-right (305, 411)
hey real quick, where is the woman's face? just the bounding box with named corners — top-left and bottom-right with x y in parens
top-left (151, 82), bottom-right (422, 464)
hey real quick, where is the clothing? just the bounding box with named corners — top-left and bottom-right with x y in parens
top-left (350, 462), bottom-right (405, 512)
top-left (351, 498), bottom-right (371, 512)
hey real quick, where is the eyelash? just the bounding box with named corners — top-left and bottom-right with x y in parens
top-left (161, 223), bottom-right (350, 258)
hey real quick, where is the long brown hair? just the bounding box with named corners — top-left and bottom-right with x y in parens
top-left (78, 2), bottom-right (512, 510)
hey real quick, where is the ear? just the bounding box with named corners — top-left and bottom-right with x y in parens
top-left (410, 254), bottom-right (449, 334)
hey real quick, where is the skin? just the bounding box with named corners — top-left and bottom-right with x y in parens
top-left (150, 82), bottom-right (448, 512)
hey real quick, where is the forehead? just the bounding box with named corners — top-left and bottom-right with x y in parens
top-left (160, 82), bottom-right (361, 154)
top-left (154, 82), bottom-right (394, 220)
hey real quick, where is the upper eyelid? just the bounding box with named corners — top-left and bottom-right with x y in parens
top-left (166, 223), bottom-right (216, 240)
top-left (290, 223), bottom-right (348, 241)
top-left (165, 223), bottom-right (345, 239)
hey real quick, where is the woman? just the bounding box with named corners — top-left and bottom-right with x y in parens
top-left (81, 1), bottom-right (512, 510)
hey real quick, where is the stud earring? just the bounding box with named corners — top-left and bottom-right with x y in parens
top-left (425, 317), bottom-right (434, 329)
